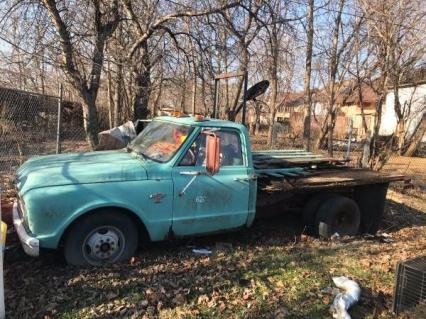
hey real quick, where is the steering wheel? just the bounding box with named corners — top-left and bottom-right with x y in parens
top-left (181, 148), bottom-right (196, 166)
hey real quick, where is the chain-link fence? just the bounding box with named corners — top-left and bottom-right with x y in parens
top-left (0, 86), bottom-right (88, 197)
top-left (59, 98), bottom-right (90, 153)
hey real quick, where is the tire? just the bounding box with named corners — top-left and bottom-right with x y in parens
top-left (64, 210), bottom-right (138, 266)
top-left (315, 196), bottom-right (360, 238)
top-left (354, 183), bottom-right (388, 234)
top-left (302, 193), bottom-right (337, 235)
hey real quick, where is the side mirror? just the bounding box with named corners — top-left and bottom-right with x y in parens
top-left (205, 133), bottom-right (220, 175)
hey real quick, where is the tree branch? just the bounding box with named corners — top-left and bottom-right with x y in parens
top-left (125, 0), bottom-right (240, 58)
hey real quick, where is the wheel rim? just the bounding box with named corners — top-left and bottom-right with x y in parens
top-left (82, 226), bottom-right (126, 265)
top-left (332, 210), bottom-right (355, 235)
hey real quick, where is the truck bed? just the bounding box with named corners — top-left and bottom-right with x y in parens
top-left (253, 150), bottom-right (405, 208)
top-left (253, 149), bottom-right (348, 171)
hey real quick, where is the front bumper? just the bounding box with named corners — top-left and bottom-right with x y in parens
top-left (13, 201), bottom-right (39, 257)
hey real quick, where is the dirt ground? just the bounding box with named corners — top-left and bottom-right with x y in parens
top-left (2, 136), bottom-right (426, 318)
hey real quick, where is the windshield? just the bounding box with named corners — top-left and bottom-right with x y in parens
top-left (129, 120), bottom-right (193, 162)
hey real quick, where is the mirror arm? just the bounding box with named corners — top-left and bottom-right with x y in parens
top-left (179, 171), bottom-right (206, 196)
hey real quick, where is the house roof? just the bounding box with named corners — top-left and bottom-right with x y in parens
top-left (278, 83), bottom-right (377, 108)
top-left (278, 91), bottom-right (305, 108)
top-left (388, 65), bottom-right (426, 89)
top-left (336, 84), bottom-right (377, 105)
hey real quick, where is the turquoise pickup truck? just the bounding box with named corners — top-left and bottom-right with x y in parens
top-left (13, 116), bottom-right (403, 265)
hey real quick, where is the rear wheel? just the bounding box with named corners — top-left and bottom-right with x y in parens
top-left (302, 193), bottom-right (337, 235)
top-left (354, 183), bottom-right (388, 234)
top-left (64, 210), bottom-right (138, 266)
top-left (315, 196), bottom-right (360, 238)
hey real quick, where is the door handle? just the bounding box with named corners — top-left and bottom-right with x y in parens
top-left (180, 171), bottom-right (205, 176)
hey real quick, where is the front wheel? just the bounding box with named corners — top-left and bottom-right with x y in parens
top-left (64, 210), bottom-right (138, 266)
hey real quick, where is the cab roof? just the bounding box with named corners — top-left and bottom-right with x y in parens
top-left (154, 116), bottom-right (246, 130)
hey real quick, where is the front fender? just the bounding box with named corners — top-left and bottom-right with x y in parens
top-left (23, 179), bottom-right (173, 248)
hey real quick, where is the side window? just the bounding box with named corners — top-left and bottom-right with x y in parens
top-left (219, 131), bottom-right (243, 166)
top-left (179, 130), bottom-right (243, 167)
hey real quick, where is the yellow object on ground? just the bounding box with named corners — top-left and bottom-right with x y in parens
top-left (0, 222), bottom-right (6, 247)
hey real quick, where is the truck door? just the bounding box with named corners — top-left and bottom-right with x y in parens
top-left (171, 129), bottom-right (252, 236)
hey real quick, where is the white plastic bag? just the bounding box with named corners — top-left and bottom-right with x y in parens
top-left (97, 121), bottom-right (137, 150)
top-left (330, 276), bottom-right (361, 319)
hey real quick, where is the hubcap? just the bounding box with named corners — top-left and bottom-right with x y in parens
top-left (83, 226), bottom-right (125, 264)
top-left (332, 211), bottom-right (353, 235)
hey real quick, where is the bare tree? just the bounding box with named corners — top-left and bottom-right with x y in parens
top-left (315, 0), bottom-right (360, 155)
top-left (256, 0), bottom-right (297, 146)
top-left (219, 0), bottom-right (262, 120)
top-left (358, 0), bottom-right (426, 167)
top-left (39, 0), bottom-right (120, 148)
top-left (303, 0), bottom-right (314, 151)
top-left (122, 0), bottom-right (239, 120)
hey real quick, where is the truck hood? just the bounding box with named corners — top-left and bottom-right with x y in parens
top-left (16, 150), bottom-right (147, 195)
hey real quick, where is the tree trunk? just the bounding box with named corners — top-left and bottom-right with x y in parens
top-left (356, 72), bottom-right (371, 168)
top-left (267, 77), bottom-right (278, 146)
top-left (396, 120), bottom-right (406, 152)
top-left (361, 134), bottom-right (371, 168)
top-left (133, 42), bottom-right (151, 120)
top-left (403, 112), bottom-right (426, 156)
top-left (369, 91), bottom-right (387, 167)
top-left (249, 122), bottom-right (255, 135)
top-left (200, 65), bottom-right (208, 115)
top-left (180, 76), bottom-right (187, 113)
top-left (107, 60), bottom-right (114, 128)
top-left (392, 81), bottom-right (406, 154)
top-left (228, 48), bottom-right (248, 120)
top-left (361, 87), bottom-right (387, 168)
top-left (133, 70), bottom-right (151, 119)
top-left (316, 118), bottom-right (330, 150)
top-left (254, 103), bottom-right (261, 136)
top-left (114, 61), bottom-right (123, 126)
top-left (303, 0), bottom-right (314, 151)
top-left (152, 76), bottom-right (163, 117)
top-left (326, 0), bottom-right (345, 156)
top-left (327, 107), bottom-right (336, 156)
top-left (81, 93), bottom-right (100, 149)
top-left (191, 73), bottom-right (197, 115)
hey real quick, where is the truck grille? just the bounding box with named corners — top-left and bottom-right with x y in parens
top-left (393, 255), bottom-right (426, 314)
top-left (17, 197), bottom-right (26, 220)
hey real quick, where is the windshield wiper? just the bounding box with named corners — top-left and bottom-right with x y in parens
top-left (127, 145), bottom-right (147, 160)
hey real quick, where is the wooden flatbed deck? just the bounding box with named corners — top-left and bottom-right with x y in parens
top-left (258, 168), bottom-right (404, 192)
top-left (253, 150), bottom-right (348, 168)
top-left (253, 150), bottom-right (405, 208)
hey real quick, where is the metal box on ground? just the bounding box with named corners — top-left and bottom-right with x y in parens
top-left (393, 255), bottom-right (426, 314)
